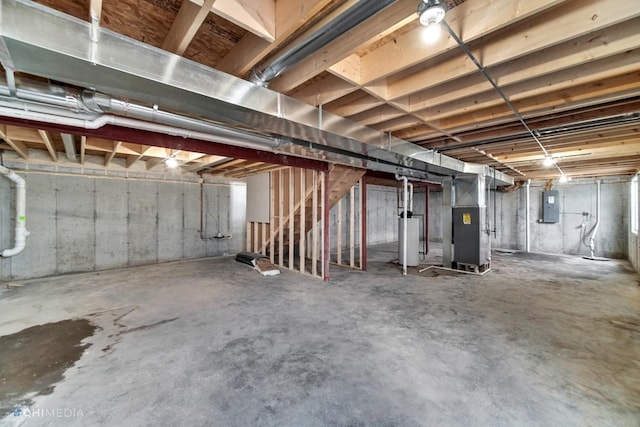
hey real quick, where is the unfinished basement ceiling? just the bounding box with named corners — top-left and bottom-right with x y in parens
top-left (0, 0), bottom-right (639, 180)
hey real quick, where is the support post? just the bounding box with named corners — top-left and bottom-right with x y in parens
top-left (425, 185), bottom-right (429, 255)
top-left (278, 169), bottom-right (284, 267)
top-left (442, 177), bottom-right (453, 268)
top-left (525, 179), bottom-right (531, 253)
top-left (360, 177), bottom-right (367, 270)
top-left (337, 198), bottom-right (342, 265)
top-left (299, 170), bottom-right (306, 274)
top-left (312, 171), bottom-right (318, 277)
top-left (289, 168), bottom-right (294, 269)
top-left (349, 186), bottom-right (355, 268)
top-left (323, 171), bottom-right (330, 281)
top-left (269, 171), bottom-right (275, 263)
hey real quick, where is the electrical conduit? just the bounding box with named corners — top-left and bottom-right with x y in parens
top-left (0, 165), bottom-right (29, 257)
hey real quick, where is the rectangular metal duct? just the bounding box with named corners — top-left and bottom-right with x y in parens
top-left (0, 0), bottom-right (513, 185)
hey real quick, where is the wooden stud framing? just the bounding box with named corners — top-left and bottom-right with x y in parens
top-left (359, 177), bottom-right (366, 270)
top-left (288, 168), bottom-right (294, 269)
top-left (269, 171), bottom-right (275, 264)
top-left (323, 171), bottom-right (330, 281)
top-left (253, 222), bottom-right (258, 255)
top-left (246, 221), bottom-right (251, 252)
top-left (299, 169), bottom-right (306, 274)
top-left (38, 130), bottom-right (57, 162)
top-left (312, 170), bottom-right (318, 277)
top-left (261, 221), bottom-right (267, 255)
top-left (349, 186), bottom-right (355, 268)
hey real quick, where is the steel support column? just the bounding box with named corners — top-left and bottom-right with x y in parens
top-left (361, 176), bottom-right (367, 271)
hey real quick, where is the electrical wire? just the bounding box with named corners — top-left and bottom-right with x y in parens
top-left (442, 21), bottom-right (566, 177)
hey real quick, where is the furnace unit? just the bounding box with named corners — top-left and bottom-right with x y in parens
top-left (452, 175), bottom-right (491, 271)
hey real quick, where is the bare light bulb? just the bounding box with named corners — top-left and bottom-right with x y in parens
top-left (418, 0), bottom-right (446, 26)
top-left (422, 23), bottom-right (442, 44)
top-left (559, 175), bottom-right (569, 183)
top-left (165, 157), bottom-right (178, 168)
top-left (543, 156), bottom-right (555, 167)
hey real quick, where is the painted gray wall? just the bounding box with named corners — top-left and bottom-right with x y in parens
top-left (0, 171), bottom-right (246, 281)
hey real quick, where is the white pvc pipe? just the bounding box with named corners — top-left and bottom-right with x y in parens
top-left (408, 182), bottom-right (414, 212)
top-left (525, 179), bottom-right (531, 252)
top-left (396, 174), bottom-right (408, 276)
top-left (0, 165), bottom-right (29, 257)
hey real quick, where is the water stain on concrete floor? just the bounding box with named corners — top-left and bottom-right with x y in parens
top-left (0, 319), bottom-right (95, 415)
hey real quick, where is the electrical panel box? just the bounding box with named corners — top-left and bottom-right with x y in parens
top-left (542, 190), bottom-right (559, 223)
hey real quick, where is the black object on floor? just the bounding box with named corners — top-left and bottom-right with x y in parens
top-left (235, 252), bottom-right (268, 266)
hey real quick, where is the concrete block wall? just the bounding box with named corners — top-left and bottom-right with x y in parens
top-left (0, 171), bottom-right (246, 281)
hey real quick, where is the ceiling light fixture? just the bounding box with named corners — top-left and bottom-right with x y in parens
top-left (558, 175), bottom-right (569, 183)
top-left (418, 0), bottom-right (446, 27)
top-left (543, 155), bottom-right (555, 167)
top-left (165, 156), bottom-right (178, 168)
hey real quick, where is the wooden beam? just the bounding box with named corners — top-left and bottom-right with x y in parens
top-left (414, 57), bottom-right (640, 124)
top-left (89, 0), bottom-right (103, 41)
top-left (216, 0), bottom-right (338, 77)
top-left (357, 0), bottom-right (567, 87)
top-left (349, 104), bottom-right (406, 127)
top-left (104, 141), bottom-right (122, 166)
top-left (292, 73), bottom-right (358, 106)
top-left (0, 125), bottom-right (28, 159)
top-left (391, 11), bottom-right (640, 104)
top-left (434, 71), bottom-right (640, 135)
top-left (205, 0), bottom-right (275, 42)
top-left (80, 135), bottom-right (86, 164)
top-left (162, 0), bottom-right (217, 55)
top-left (269, 0), bottom-right (418, 93)
top-left (402, 18), bottom-right (640, 109)
top-left (324, 91), bottom-right (385, 118)
top-left (126, 146), bottom-right (152, 168)
top-left (37, 130), bottom-right (57, 162)
top-left (185, 155), bottom-right (232, 173)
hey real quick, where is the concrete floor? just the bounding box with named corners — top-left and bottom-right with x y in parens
top-left (1, 244), bottom-right (639, 426)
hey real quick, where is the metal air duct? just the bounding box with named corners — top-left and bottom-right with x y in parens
top-left (250, 0), bottom-right (397, 86)
top-left (0, 0), bottom-right (513, 185)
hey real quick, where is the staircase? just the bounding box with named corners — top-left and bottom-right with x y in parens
top-left (270, 164), bottom-right (365, 256)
